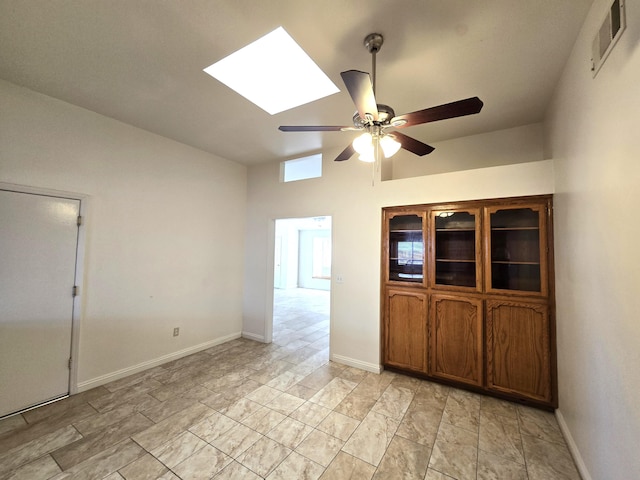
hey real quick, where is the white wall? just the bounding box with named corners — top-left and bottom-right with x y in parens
top-left (243, 130), bottom-right (554, 369)
top-left (274, 219), bottom-right (300, 289)
top-left (545, 0), bottom-right (640, 479)
top-left (298, 229), bottom-right (331, 291)
top-left (0, 79), bottom-right (247, 389)
top-left (388, 122), bottom-right (544, 180)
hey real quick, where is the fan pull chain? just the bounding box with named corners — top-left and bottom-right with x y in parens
top-left (372, 138), bottom-right (379, 186)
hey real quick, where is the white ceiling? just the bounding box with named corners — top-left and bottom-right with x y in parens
top-left (0, 0), bottom-right (593, 166)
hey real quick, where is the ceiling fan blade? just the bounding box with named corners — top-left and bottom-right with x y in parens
top-left (279, 125), bottom-right (349, 132)
top-left (391, 97), bottom-right (484, 128)
top-left (334, 143), bottom-right (355, 162)
top-left (340, 70), bottom-right (379, 122)
top-left (392, 131), bottom-right (435, 156)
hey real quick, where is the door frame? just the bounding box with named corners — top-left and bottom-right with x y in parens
top-left (0, 182), bottom-right (88, 397)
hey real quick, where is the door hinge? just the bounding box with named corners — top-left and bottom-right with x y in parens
top-left (68, 357), bottom-right (72, 370)
top-left (77, 215), bottom-right (83, 226)
top-left (72, 285), bottom-right (79, 297)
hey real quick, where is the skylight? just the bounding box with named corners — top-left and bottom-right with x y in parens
top-left (203, 27), bottom-right (339, 115)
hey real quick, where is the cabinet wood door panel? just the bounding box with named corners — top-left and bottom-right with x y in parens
top-left (430, 294), bottom-right (483, 386)
top-left (486, 300), bottom-right (551, 402)
top-left (384, 289), bottom-right (428, 372)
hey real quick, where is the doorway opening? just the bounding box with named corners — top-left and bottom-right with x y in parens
top-left (272, 216), bottom-right (331, 356)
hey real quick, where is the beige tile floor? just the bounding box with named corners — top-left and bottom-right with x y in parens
top-left (0, 288), bottom-right (581, 479)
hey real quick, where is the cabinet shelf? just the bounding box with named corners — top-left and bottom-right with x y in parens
top-left (492, 260), bottom-right (540, 265)
top-left (390, 229), bottom-right (422, 233)
top-left (491, 227), bottom-right (539, 231)
top-left (436, 258), bottom-right (475, 263)
top-left (395, 273), bottom-right (424, 279)
top-left (436, 228), bottom-right (475, 232)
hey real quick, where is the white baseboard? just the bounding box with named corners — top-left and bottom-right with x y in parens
top-left (556, 409), bottom-right (591, 480)
top-left (76, 332), bottom-right (242, 392)
top-left (331, 353), bottom-right (382, 374)
top-left (241, 331), bottom-right (266, 342)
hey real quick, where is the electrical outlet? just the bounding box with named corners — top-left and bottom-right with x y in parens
top-left (173, 327), bottom-right (179, 337)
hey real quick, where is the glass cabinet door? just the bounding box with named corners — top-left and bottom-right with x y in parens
top-left (388, 213), bottom-right (425, 284)
top-left (430, 209), bottom-right (481, 291)
top-left (485, 205), bottom-right (547, 295)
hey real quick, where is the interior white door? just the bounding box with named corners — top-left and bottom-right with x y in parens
top-left (0, 189), bottom-right (80, 417)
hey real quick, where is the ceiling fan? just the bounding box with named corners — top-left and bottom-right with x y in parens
top-left (279, 33), bottom-right (484, 162)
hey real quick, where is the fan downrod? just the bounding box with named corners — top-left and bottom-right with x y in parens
top-left (352, 33), bottom-right (392, 129)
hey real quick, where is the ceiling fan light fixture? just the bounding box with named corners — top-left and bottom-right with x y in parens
top-left (358, 151), bottom-right (376, 163)
top-left (352, 132), bottom-right (373, 155)
top-left (380, 134), bottom-right (401, 158)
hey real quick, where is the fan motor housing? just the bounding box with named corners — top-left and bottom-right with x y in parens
top-left (353, 104), bottom-right (395, 127)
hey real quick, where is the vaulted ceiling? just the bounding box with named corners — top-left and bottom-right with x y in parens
top-left (0, 1), bottom-right (593, 166)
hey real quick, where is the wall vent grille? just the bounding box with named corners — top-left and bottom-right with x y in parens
top-left (592, 0), bottom-right (626, 76)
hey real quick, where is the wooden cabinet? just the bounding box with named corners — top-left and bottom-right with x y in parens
top-left (430, 294), bottom-right (483, 387)
top-left (383, 288), bottom-right (427, 372)
top-left (381, 195), bottom-right (556, 409)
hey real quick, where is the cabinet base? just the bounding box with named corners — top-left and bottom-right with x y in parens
top-left (383, 364), bottom-right (557, 411)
